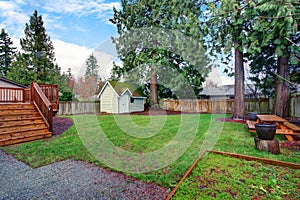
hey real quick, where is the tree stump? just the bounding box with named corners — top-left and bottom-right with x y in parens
top-left (254, 137), bottom-right (280, 155)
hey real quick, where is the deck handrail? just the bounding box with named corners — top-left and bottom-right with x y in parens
top-left (31, 81), bottom-right (53, 132)
top-left (38, 84), bottom-right (59, 109)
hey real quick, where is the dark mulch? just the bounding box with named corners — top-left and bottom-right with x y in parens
top-left (53, 117), bottom-right (74, 135)
top-left (217, 118), bottom-right (246, 124)
top-left (280, 141), bottom-right (300, 151)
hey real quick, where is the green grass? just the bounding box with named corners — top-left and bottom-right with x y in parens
top-left (1, 114), bottom-right (299, 195)
top-left (173, 153), bottom-right (300, 200)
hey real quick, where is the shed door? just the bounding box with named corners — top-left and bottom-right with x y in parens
top-left (119, 95), bottom-right (130, 113)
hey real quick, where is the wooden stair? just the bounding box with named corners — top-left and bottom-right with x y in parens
top-left (0, 103), bottom-right (52, 146)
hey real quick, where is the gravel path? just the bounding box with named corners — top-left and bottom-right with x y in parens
top-left (0, 150), bottom-right (168, 200)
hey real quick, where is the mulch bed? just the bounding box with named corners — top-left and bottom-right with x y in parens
top-left (53, 117), bottom-right (74, 135)
top-left (217, 118), bottom-right (246, 124)
top-left (280, 141), bottom-right (300, 151)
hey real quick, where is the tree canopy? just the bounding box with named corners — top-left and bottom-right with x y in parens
top-left (204, 0), bottom-right (299, 117)
top-left (0, 29), bottom-right (16, 77)
top-left (85, 54), bottom-right (99, 80)
top-left (110, 0), bottom-right (210, 105)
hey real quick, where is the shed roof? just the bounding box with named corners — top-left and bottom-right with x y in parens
top-left (199, 84), bottom-right (260, 97)
top-left (98, 81), bottom-right (145, 98)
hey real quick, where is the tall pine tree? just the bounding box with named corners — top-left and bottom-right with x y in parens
top-left (204, 0), bottom-right (258, 119)
top-left (85, 54), bottom-right (99, 80)
top-left (0, 29), bottom-right (16, 77)
top-left (19, 10), bottom-right (59, 84)
top-left (247, 0), bottom-right (299, 117)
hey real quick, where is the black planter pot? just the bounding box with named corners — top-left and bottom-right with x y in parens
top-left (255, 123), bottom-right (276, 140)
top-left (248, 112), bottom-right (258, 121)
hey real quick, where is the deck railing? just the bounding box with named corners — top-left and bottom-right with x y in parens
top-left (31, 81), bottom-right (53, 132)
top-left (38, 84), bottom-right (59, 110)
top-left (0, 87), bottom-right (26, 102)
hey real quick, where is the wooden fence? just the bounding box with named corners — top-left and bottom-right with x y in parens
top-left (58, 101), bottom-right (100, 115)
top-left (57, 94), bottom-right (300, 117)
top-left (163, 95), bottom-right (300, 117)
top-left (290, 94), bottom-right (300, 117)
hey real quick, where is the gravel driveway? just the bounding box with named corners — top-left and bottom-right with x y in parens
top-left (0, 150), bottom-right (168, 199)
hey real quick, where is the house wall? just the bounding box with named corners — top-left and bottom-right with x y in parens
top-left (100, 84), bottom-right (118, 113)
top-left (129, 98), bottom-right (145, 112)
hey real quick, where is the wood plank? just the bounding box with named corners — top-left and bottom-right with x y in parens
top-left (283, 122), bottom-right (300, 132)
top-left (257, 114), bottom-right (287, 122)
top-left (246, 120), bottom-right (256, 129)
top-left (285, 135), bottom-right (295, 142)
top-left (0, 123), bottom-right (47, 133)
top-left (0, 129), bottom-right (49, 139)
top-left (0, 133), bottom-right (51, 146)
top-left (0, 126), bottom-right (49, 136)
top-left (275, 129), bottom-right (294, 134)
top-left (209, 150), bottom-right (300, 169)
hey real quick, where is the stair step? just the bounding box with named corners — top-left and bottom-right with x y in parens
top-left (0, 103), bottom-right (34, 110)
top-left (0, 115), bottom-right (41, 121)
top-left (0, 119), bottom-right (44, 127)
top-left (0, 116), bottom-right (43, 123)
top-left (0, 110), bottom-right (38, 116)
top-left (0, 127), bottom-right (49, 136)
top-left (0, 102), bottom-right (53, 146)
top-left (0, 128), bottom-right (49, 139)
top-left (0, 122), bottom-right (47, 133)
top-left (0, 132), bottom-right (52, 146)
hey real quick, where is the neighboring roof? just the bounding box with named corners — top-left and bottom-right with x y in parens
top-left (98, 81), bottom-right (145, 98)
top-left (199, 84), bottom-right (260, 97)
top-left (0, 77), bottom-right (28, 88)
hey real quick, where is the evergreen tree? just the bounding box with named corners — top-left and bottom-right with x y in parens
top-left (110, 0), bottom-right (210, 107)
top-left (0, 29), bottom-right (16, 77)
top-left (247, 0), bottom-right (299, 117)
top-left (7, 52), bottom-right (35, 85)
top-left (85, 54), bottom-right (99, 80)
top-left (204, 0), bottom-right (257, 119)
top-left (19, 10), bottom-right (58, 84)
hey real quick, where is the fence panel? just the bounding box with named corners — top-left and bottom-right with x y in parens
top-left (162, 98), bottom-right (297, 115)
top-left (290, 94), bottom-right (300, 117)
top-left (58, 101), bottom-right (100, 115)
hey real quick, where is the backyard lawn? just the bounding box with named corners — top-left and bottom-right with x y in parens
top-left (2, 114), bottom-right (299, 199)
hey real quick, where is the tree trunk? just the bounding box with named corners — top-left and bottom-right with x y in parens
top-left (150, 67), bottom-right (159, 109)
top-left (273, 55), bottom-right (290, 117)
top-left (232, 46), bottom-right (245, 119)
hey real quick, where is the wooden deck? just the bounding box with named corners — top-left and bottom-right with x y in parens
top-left (0, 81), bottom-right (59, 146)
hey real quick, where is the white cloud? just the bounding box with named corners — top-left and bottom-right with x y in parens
top-left (43, 0), bottom-right (120, 19)
top-left (52, 39), bottom-right (92, 77)
top-left (12, 37), bottom-right (93, 78)
top-left (0, 1), bottom-right (16, 10)
top-left (0, 1), bottom-right (29, 38)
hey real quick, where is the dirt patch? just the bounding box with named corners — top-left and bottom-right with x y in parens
top-left (217, 118), bottom-right (246, 125)
top-left (53, 117), bottom-right (74, 135)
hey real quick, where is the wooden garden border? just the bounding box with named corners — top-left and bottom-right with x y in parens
top-left (165, 149), bottom-right (300, 200)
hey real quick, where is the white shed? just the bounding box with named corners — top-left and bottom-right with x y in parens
top-left (97, 81), bottom-right (146, 113)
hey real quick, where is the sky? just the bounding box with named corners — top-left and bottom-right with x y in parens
top-left (0, 0), bottom-right (233, 85)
